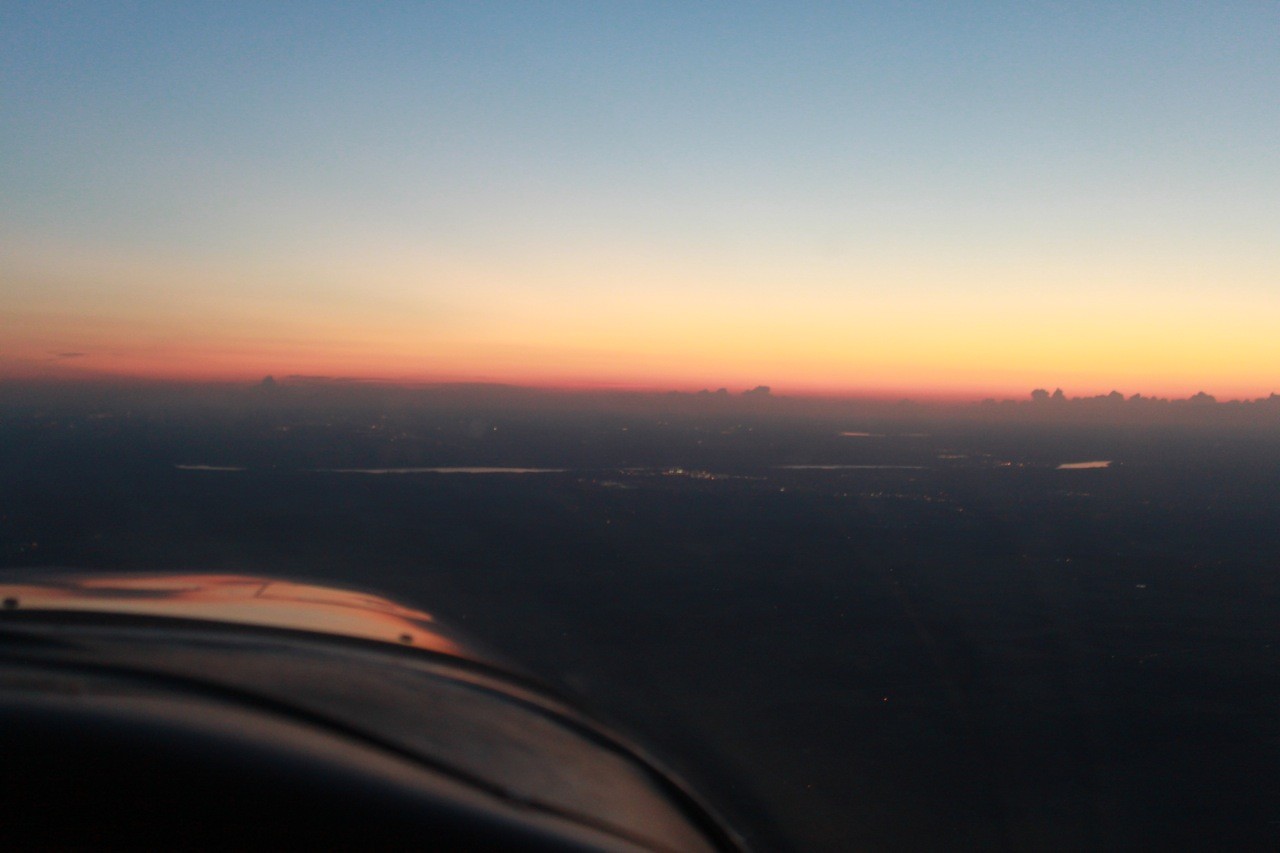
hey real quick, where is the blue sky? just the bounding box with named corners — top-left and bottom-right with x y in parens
top-left (3, 2), bottom-right (1277, 394)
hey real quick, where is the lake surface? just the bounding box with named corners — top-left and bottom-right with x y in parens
top-left (313, 467), bottom-right (568, 474)
top-left (775, 464), bottom-right (927, 470)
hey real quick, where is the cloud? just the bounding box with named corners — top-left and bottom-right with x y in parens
top-left (49, 351), bottom-right (88, 360)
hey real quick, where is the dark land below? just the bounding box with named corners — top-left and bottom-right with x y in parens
top-left (2, 384), bottom-right (1278, 851)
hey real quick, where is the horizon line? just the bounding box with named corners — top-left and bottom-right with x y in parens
top-left (2, 374), bottom-right (1277, 407)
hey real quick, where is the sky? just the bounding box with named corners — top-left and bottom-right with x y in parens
top-left (3, 2), bottom-right (1277, 399)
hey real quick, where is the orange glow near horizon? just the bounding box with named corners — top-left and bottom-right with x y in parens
top-left (5, 235), bottom-right (1277, 403)
top-left (4, 328), bottom-right (1275, 403)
